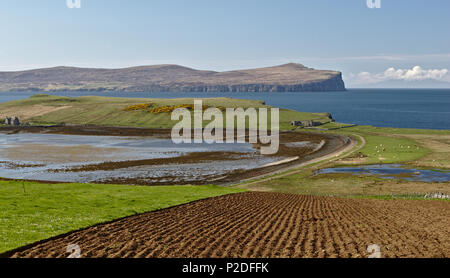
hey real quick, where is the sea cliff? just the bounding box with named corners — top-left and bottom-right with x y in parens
top-left (0, 63), bottom-right (345, 92)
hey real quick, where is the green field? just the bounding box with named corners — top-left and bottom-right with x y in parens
top-left (299, 124), bottom-right (448, 167)
top-left (346, 133), bottom-right (429, 164)
top-left (0, 180), bottom-right (245, 253)
top-left (339, 126), bottom-right (449, 168)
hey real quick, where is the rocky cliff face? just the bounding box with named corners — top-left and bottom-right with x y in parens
top-left (0, 63), bottom-right (346, 92)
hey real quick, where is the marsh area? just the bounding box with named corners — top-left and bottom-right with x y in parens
top-left (318, 164), bottom-right (450, 182)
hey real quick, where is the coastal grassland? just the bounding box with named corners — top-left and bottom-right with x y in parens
top-left (238, 125), bottom-right (449, 197)
top-left (397, 133), bottom-right (450, 169)
top-left (0, 180), bottom-right (245, 253)
top-left (343, 133), bottom-right (429, 164)
top-left (299, 125), bottom-right (449, 168)
top-left (333, 126), bottom-right (450, 168)
top-left (0, 94), bottom-right (331, 130)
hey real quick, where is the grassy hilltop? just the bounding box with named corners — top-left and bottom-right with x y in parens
top-left (0, 94), bottom-right (335, 130)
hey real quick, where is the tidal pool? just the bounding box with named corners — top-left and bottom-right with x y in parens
top-left (318, 164), bottom-right (450, 182)
top-left (0, 132), bottom-right (282, 184)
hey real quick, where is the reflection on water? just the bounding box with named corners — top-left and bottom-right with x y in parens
top-left (0, 133), bottom-right (255, 164)
top-left (1, 160), bottom-right (277, 184)
top-left (318, 164), bottom-right (450, 182)
top-left (0, 132), bottom-right (280, 183)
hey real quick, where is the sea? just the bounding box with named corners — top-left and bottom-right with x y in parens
top-left (0, 89), bottom-right (449, 130)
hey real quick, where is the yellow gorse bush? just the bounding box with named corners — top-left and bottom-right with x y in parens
top-left (123, 103), bottom-right (154, 111)
top-left (124, 103), bottom-right (226, 114)
top-left (149, 104), bottom-right (226, 114)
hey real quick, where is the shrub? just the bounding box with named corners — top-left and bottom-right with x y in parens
top-left (123, 103), bottom-right (154, 111)
top-left (148, 104), bottom-right (225, 114)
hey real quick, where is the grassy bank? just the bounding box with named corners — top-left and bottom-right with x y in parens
top-left (0, 94), bottom-right (332, 130)
top-left (0, 180), bottom-right (245, 253)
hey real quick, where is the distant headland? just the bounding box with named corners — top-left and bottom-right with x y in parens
top-left (0, 63), bottom-right (345, 93)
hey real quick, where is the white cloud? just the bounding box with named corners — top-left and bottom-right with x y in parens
top-left (348, 66), bottom-right (450, 85)
top-left (299, 53), bottom-right (450, 63)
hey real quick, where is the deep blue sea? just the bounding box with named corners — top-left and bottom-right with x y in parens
top-left (1, 89), bottom-right (449, 130)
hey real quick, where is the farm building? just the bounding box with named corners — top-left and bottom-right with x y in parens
top-left (13, 117), bottom-right (20, 126)
top-left (290, 120), bottom-right (322, 127)
top-left (4, 117), bottom-right (12, 125)
top-left (4, 117), bottom-right (20, 126)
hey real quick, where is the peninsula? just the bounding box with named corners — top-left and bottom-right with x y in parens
top-left (0, 63), bottom-right (345, 92)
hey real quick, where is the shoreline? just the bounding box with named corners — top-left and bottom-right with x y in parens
top-left (0, 125), bottom-right (351, 186)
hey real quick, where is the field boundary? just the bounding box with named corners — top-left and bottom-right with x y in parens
top-left (0, 190), bottom-right (246, 258)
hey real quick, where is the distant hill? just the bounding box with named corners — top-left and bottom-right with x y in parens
top-left (0, 63), bottom-right (346, 92)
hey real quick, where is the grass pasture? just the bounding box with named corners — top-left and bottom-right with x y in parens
top-left (337, 126), bottom-right (450, 168)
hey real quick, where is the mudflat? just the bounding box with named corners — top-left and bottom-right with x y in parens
top-left (0, 125), bottom-right (351, 185)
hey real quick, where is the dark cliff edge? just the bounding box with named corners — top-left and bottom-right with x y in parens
top-left (0, 63), bottom-right (346, 92)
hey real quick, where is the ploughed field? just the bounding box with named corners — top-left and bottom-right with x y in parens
top-left (8, 192), bottom-right (449, 258)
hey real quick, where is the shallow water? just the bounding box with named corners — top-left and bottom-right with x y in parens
top-left (0, 132), bottom-right (281, 183)
top-left (318, 164), bottom-right (450, 182)
top-left (3, 159), bottom-right (277, 184)
top-left (0, 133), bottom-right (255, 164)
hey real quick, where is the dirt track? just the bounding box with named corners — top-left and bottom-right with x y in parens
top-left (7, 192), bottom-right (449, 258)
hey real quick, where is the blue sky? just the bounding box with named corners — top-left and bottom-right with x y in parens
top-left (1, 0), bottom-right (449, 86)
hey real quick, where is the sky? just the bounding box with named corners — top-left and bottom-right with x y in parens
top-left (1, 0), bottom-right (449, 87)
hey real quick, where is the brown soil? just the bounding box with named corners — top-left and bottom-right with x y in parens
top-left (6, 192), bottom-right (449, 258)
